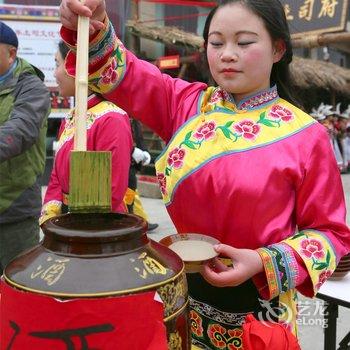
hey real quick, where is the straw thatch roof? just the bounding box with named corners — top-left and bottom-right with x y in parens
top-left (127, 20), bottom-right (350, 96)
top-left (290, 57), bottom-right (350, 95)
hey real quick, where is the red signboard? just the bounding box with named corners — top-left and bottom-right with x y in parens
top-left (158, 55), bottom-right (180, 70)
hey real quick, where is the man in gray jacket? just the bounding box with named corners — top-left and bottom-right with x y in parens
top-left (0, 21), bottom-right (50, 275)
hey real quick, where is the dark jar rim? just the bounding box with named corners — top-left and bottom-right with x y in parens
top-left (42, 212), bottom-right (147, 244)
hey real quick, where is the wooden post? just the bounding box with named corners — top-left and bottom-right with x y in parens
top-left (178, 63), bottom-right (188, 79)
top-left (292, 33), bottom-right (350, 49)
top-left (129, 0), bottom-right (141, 54)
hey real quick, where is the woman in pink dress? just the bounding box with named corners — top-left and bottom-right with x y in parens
top-left (40, 41), bottom-right (132, 224)
top-left (59, 1), bottom-right (350, 348)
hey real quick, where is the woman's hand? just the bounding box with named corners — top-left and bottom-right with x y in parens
top-left (201, 244), bottom-right (263, 288)
top-left (60, 0), bottom-right (107, 33)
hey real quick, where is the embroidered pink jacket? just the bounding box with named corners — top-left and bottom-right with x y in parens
top-left (40, 94), bottom-right (132, 223)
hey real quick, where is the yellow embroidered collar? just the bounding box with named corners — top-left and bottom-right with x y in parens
top-left (200, 85), bottom-right (279, 114)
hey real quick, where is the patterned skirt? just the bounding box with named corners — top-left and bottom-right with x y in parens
top-left (187, 273), bottom-right (280, 350)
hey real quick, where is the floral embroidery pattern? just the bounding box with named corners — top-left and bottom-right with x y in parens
top-left (157, 173), bottom-right (167, 195)
top-left (268, 105), bottom-right (294, 123)
top-left (101, 57), bottom-right (118, 84)
top-left (291, 232), bottom-right (332, 271)
top-left (316, 270), bottom-right (332, 290)
top-left (227, 329), bottom-right (243, 350)
top-left (300, 238), bottom-right (325, 259)
top-left (91, 45), bottom-right (125, 89)
top-left (158, 104), bottom-right (295, 196)
top-left (215, 105), bottom-right (293, 142)
top-left (207, 324), bottom-right (227, 348)
top-left (190, 310), bottom-right (204, 337)
top-left (207, 324), bottom-right (243, 349)
top-left (193, 121), bottom-right (217, 141)
top-left (233, 120), bottom-right (261, 140)
top-left (299, 238), bottom-right (331, 270)
top-left (167, 147), bottom-right (186, 169)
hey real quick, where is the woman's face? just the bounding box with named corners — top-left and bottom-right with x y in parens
top-left (206, 3), bottom-right (285, 102)
top-left (54, 50), bottom-right (75, 97)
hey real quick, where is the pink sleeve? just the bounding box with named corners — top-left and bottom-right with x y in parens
top-left (61, 20), bottom-right (206, 143)
top-left (93, 113), bottom-right (132, 212)
top-left (254, 125), bottom-right (350, 299)
top-left (105, 51), bottom-right (205, 142)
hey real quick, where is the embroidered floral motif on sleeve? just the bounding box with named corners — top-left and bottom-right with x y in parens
top-left (315, 270), bottom-right (333, 290)
top-left (257, 231), bottom-right (336, 298)
top-left (101, 57), bottom-right (118, 84)
top-left (88, 21), bottom-right (126, 95)
top-left (281, 230), bottom-right (336, 294)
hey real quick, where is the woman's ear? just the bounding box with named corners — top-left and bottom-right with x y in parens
top-left (272, 39), bottom-right (286, 63)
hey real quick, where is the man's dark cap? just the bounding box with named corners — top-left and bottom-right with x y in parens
top-left (0, 21), bottom-right (18, 48)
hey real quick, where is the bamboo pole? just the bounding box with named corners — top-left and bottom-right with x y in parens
top-left (69, 9), bottom-right (112, 213)
top-left (74, 15), bottom-right (89, 151)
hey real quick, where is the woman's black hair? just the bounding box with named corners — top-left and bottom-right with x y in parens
top-left (58, 40), bottom-right (70, 60)
top-left (203, 0), bottom-right (300, 106)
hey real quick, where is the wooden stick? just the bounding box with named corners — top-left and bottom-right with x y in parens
top-left (74, 13), bottom-right (89, 151)
top-left (69, 8), bottom-right (112, 213)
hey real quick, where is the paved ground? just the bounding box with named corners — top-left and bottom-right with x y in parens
top-left (141, 175), bottom-right (350, 350)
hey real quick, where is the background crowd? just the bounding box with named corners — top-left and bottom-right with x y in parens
top-left (311, 103), bottom-right (350, 173)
